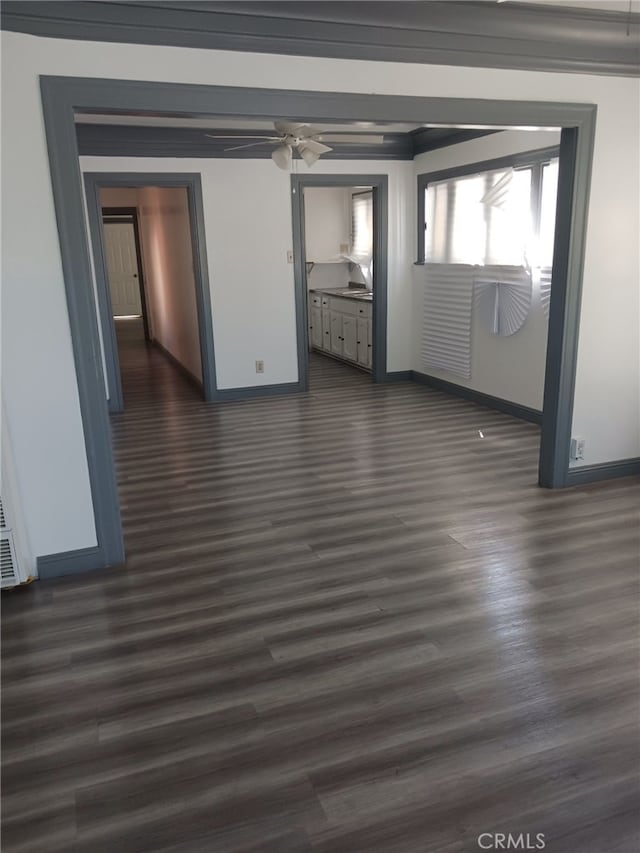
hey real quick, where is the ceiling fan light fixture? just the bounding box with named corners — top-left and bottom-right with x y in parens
top-left (272, 144), bottom-right (292, 170)
top-left (300, 146), bottom-right (321, 167)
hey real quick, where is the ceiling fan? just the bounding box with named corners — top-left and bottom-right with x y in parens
top-left (206, 121), bottom-right (384, 169)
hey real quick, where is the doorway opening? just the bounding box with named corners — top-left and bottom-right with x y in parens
top-left (291, 174), bottom-right (388, 386)
top-left (101, 207), bottom-right (150, 338)
top-left (303, 185), bottom-right (375, 383)
top-left (84, 173), bottom-right (216, 412)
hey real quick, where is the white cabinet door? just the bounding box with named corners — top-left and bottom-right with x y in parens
top-left (103, 221), bottom-right (142, 316)
top-left (342, 315), bottom-right (358, 362)
top-left (367, 315), bottom-right (373, 367)
top-left (310, 306), bottom-right (323, 349)
top-left (357, 317), bottom-right (369, 366)
top-left (321, 309), bottom-right (332, 350)
top-left (330, 311), bottom-right (344, 356)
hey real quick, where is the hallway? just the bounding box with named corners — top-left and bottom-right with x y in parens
top-left (2, 328), bottom-right (639, 852)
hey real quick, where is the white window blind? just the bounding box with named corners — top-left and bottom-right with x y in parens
top-left (351, 191), bottom-right (373, 259)
top-left (421, 265), bottom-right (474, 378)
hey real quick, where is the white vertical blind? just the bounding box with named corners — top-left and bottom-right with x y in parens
top-left (351, 191), bottom-right (373, 258)
top-left (421, 265), bottom-right (474, 378)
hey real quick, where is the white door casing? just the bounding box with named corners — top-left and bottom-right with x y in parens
top-left (103, 221), bottom-right (142, 317)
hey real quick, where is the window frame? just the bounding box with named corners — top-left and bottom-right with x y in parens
top-left (416, 145), bottom-right (560, 264)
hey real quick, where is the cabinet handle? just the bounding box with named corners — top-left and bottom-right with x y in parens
top-left (357, 341), bottom-right (361, 345)
top-left (368, 344), bottom-right (372, 348)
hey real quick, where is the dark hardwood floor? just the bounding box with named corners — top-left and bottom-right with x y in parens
top-left (2, 319), bottom-right (639, 852)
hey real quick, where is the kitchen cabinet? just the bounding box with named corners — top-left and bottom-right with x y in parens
top-left (330, 310), bottom-right (344, 356)
top-left (308, 290), bottom-right (372, 371)
top-left (342, 315), bottom-right (358, 362)
top-left (357, 316), bottom-right (372, 368)
top-left (310, 306), bottom-right (323, 349)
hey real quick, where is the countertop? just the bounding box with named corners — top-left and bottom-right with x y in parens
top-left (309, 288), bottom-right (373, 303)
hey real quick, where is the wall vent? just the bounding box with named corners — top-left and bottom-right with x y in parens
top-left (0, 496), bottom-right (22, 588)
top-left (1, 533), bottom-right (19, 588)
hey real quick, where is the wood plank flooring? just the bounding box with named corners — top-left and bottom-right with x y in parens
top-left (2, 318), bottom-right (639, 852)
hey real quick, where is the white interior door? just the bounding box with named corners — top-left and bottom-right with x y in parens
top-left (103, 221), bottom-right (142, 316)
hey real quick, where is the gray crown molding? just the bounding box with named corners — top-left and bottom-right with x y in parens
top-left (76, 125), bottom-right (414, 160)
top-left (3, 1), bottom-right (638, 77)
top-left (75, 124), bottom-right (500, 160)
top-left (410, 128), bottom-right (499, 156)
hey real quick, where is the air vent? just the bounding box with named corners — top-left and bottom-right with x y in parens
top-left (1, 533), bottom-right (19, 588)
top-left (0, 496), bottom-right (7, 530)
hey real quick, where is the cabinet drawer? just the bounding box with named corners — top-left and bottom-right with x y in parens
top-left (356, 302), bottom-right (372, 319)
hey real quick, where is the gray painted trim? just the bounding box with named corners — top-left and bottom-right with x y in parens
top-left (39, 77), bottom-right (597, 576)
top-left (411, 371), bottom-right (543, 425)
top-left (215, 382), bottom-right (304, 402)
top-left (416, 145), bottom-right (561, 264)
top-left (566, 458), bottom-right (640, 486)
top-left (3, 2), bottom-right (638, 77)
top-left (383, 371), bottom-right (412, 383)
top-left (539, 124), bottom-right (595, 489)
top-left (290, 174), bottom-right (388, 385)
top-left (84, 178), bottom-right (125, 412)
top-left (84, 172), bottom-right (217, 405)
top-left (76, 124), bottom-right (414, 161)
top-left (37, 546), bottom-right (109, 580)
top-left (74, 124), bottom-right (498, 161)
top-left (40, 79), bottom-right (125, 571)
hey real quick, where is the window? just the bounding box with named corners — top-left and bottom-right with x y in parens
top-left (351, 189), bottom-right (374, 287)
top-left (351, 190), bottom-right (373, 259)
top-left (418, 147), bottom-right (559, 268)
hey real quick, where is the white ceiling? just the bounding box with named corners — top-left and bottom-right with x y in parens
top-left (74, 115), bottom-right (422, 132)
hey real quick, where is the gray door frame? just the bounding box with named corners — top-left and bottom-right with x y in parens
top-left (291, 174), bottom-right (388, 384)
top-left (39, 76), bottom-right (596, 573)
top-left (84, 172), bottom-right (216, 412)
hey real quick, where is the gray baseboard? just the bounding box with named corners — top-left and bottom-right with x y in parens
top-left (215, 382), bottom-right (304, 401)
top-left (152, 339), bottom-right (204, 391)
top-left (410, 371), bottom-right (543, 425)
top-left (37, 545), bottom-right (118, 580)
top-left (383, 370), bottom-right (412, 382)
top-left (566, 457), bottom-right (640, 486)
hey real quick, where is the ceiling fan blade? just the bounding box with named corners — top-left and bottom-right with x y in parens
top-left (223, 141), bottom-right (275, 152)
top-left (206, 134), bottom-right (279, 141)
top-left (272, 143), bottom-right (292, 170)
top-left (317, 134), bottom-right (385, 144)
top-left (299, 139), bottom-right (332, 155)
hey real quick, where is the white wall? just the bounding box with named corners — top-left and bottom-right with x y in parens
top-left (412, 130), bottom-right (561, 410)
top-left (1, 31), bottom-right (638, 561)
top-left (136, 186), bottom-right (202, 381)
top-left (304, 187), bottom-right (350, 262)
top-left (80, 156), bottom-right (415, 391)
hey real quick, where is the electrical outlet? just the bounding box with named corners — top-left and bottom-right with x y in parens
top-left (286, 250), bottom-right (294, 264)
top-left (570, 436), bottom-right (586, 460)
top-left (255, 360), bottom-right (264, 374)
